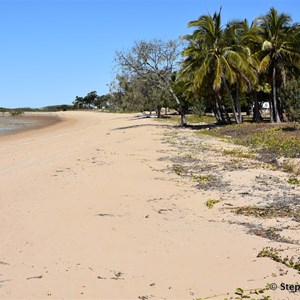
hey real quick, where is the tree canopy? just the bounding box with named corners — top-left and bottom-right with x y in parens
top-left (85, 7), bottom-right (300, 125)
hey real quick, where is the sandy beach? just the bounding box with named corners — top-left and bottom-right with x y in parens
top-left (0, 111), bottom-right (299, 299)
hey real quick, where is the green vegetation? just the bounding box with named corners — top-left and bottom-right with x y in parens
top-left (42, 104), bottom-right (74, 111)
top-left (173, 164), bottom-right (185, 175)
top-left (222, 148), bottom-right (255, 159)
top-left (232, 204), bottom-right (300, 219)
top-left (202, 123), bottom-right (300, 159)
top-left (108, 7), bottom-right (300, 127)
top-left (9, 110), bottom-right (24, 116)
top-left (205, 199), bottom-right (220, 209)
top-left (258, 247), bottom-right (300, 272)
top-left (287, 177), bottom-right (300, 185)
top-left (73, 91), bottom-right (111, 110)
top-left (156, 114), bottom-right (216, 125)
top-left (196, 286), bottom-right (270, 300)
top-left (192, 174), bottom-right (212, 184)
top-left (242, 128), bottom-right (300, 158)
top-left (0, 105), bottom-right (74, 113)
top-left (114, 39), bottom-right (188, 125)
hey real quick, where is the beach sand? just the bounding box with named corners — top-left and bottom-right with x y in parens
top-left (0, 111), bottom-right (299, 299)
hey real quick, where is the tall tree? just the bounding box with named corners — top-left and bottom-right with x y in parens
top-left (115, 39), bottom-right (188, 125)
top-left (255, 7), bottom-right (300, 122)
top-left (113, 73), bottom-right (173, 115)
top-left (182, 9), bottom-right (258, 124)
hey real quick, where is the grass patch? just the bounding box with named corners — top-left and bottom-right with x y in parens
top-left (204, 122), bottom-right (300, 159)
top-left (287, 177), bottom-right (300, 185)
top-left (222, 148), bottom-right (255, 159)
top-left (186, 114), bottom-right (216, 124)
top-left (205, 199), bottom-right (220, 209)
top-left (173, 164), bottom-right (186, 175)
top-left (243, 128), bottom-right (300, 158)
top-left (9, 110), bottom-right (24, 116)
top-left (156, 114), bottom-right (216, 125)
top-left (192, 174), bottom-right (212, 183)
top-left (232, 204), bottom-right (300, 219)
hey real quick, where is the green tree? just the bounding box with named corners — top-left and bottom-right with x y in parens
top-left (83, 91), bottom-right (98, 109)
top-left (115, 39), bottom-right (187, 125)
top-left (182, 9), bottom-right (255, 124)
top-left (278, 76), bottom-right (300, 121)
top-left (94, 94), bottom-right (112, 110)
top-left (73, 96), bottom-right (85, 109)
top-left (254, 7), bottom-right (300, 122)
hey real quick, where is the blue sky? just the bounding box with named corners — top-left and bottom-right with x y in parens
top-left (0, 0), bottom-right (299, 108)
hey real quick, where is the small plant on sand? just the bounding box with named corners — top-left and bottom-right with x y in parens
top-left (282, 162), bottom-right (294, 173)
top-left (195, 286), bottom-right (270, 300)
top-left (225, 158), bottom-right (244, 170)
top-left (205, 199), bottom-right (220, 209)
top-left (222, 148), bottom-right (255, 159)
top-left (232, 204), bottom-right (300, 219)
top-left (287, 177), bottom-right (300, 185)
top-left (192, 174), bottom-right (211, 183)
top-left (173, 164), bottom-right (185, 175)
top-left (258, 247), bottom-right (300, 272)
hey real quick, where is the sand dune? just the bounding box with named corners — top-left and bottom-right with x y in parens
top-left (0, 111), bottom-right (299, 299)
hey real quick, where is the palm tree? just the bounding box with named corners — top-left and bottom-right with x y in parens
top-left (224, 19), bottom-right (259, 123)
top-left (254, 7), bottom-right (300, 122)
top-left (181, 9), bottom-right (254, 124)
top-left (237, 18), bottom-right (265, 122)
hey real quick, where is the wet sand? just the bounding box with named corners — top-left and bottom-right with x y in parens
top-left (0, 113), bottom-right (63, 138)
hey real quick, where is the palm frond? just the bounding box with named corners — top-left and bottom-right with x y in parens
top-left (259, 54), bottom-right (271, 73)
top-left (213, 57), bottom-right (222, 91)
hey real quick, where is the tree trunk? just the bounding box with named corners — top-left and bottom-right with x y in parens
top-left (272, 65), bottom-right (281, 123)
top-left (252, 89), bottom-right (263, 123)
top-left (223, 104), bottom-right (232, 124)
top-left (180, 109), bottom-right (187, 127)
top-left (213, 100), bottom-right (224, 123)
top-left (222, 78), bottom-right (238, 124)
top-left (159, 74), bottom-right (187, 126)
top-left (156, 105), bottom-right (161, 118)
top-left (235, 83), bottom-right (242, 123)
top-left (216, 93), bottom-right (231, 124)
top-left (269, 94), bottom-right (274, 123)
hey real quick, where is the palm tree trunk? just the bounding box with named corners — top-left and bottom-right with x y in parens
top-left (235, 83), bottom-right (242, 123)
top-left (214, 98), bottom-right (224, 123)
top-left (223, 78), bottom-right (239, 124)
top-left (216, 93), bottom-right (231, 124)
top-left (252, 89), bottom-right (263, 123)
top-left (272, 65), bottom-right (281, 123)
top-left (269, 94), bottom-right (274, 123)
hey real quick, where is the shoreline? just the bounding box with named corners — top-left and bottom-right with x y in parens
top-left (0, 112), bottom-right (64, 138)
